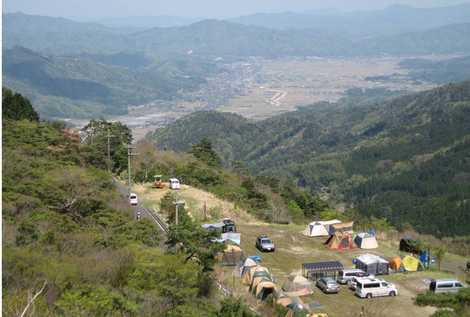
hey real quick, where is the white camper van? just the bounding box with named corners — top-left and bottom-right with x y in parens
top-left (430, 279), bottom-right (465, 294)
top-left (355, 277), bottom-right (398, 298)
top-left (169, 178), bottom-right (181, 190)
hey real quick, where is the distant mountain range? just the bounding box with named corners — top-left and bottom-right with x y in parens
top-left (230, 3), bottom-right (470, 37)
top-left (151, 81), bottom-right (470, 237)
top-left (4, 12), bottom-right (470, 57)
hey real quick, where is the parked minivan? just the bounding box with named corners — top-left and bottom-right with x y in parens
top-left (430, 279), bottom-right (465, 294)
top-left (355, 277), bottom-right (398, 298)
top-left (337, 269), bottom-right (368, 284)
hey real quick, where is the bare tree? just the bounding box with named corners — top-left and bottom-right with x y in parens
top-left (20, 280), bottom-right (47, 317)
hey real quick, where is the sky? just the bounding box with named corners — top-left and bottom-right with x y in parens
top-left (3, 0), bottom-right (468, 18)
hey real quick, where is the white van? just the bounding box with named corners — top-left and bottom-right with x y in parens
top-left (430, 279), bottom-right (465, 294)
top-left (169, 178), bottom-right (181, 190)
top-left (337, 269), bottom-right (368, 284)
top-left (129, 193), bottom-right (138, 206)
top-left (355, 277), bottom-right (398, 298)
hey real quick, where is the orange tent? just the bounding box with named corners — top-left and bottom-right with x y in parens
top-left (325, 232), bottom-right (355, 250)
top-left (390, 256), bottom-right (402, 271)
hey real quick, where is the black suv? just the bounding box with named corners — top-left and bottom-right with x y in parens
top-left (256, 235), bottom-right (275, 252)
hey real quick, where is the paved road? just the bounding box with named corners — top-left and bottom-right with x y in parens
top-left (113, 178), bottom-right (169, 235)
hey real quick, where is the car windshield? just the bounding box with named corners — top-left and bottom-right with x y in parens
top-left (261, 239), bottom-right (272, 244)
top-left (130, 195), bottom-right (137, 199)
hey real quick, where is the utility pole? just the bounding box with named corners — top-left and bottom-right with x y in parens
top-left (174, 199), bottom-right (185, 225)
top-left (127, 144), bottom-right (138, 195)
top-left (106, 126), bottom-right (115, 173)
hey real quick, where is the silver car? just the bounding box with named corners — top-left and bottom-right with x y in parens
top-left (316, 277), bottom-right (340, 294)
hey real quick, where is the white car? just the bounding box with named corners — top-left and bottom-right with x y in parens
top-left (129, 193), bottom-right (138, 206)
top-left (169, 178), bottom-right (181, 190)
top-left (355, 277), bottom-right (398, 298)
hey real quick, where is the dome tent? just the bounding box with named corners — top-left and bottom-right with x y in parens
top-left (303, 220), bottom-right (341, 237)
top-left (354, 233), bottom-right (378, 249)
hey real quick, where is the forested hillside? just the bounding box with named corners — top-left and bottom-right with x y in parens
top-left (3, 46), bottom-right (217, 118)
top-left (2, 89), bottom-right (257, 316)
top-left (151, 82), bottom-right (470, 237)
top-left (400, 55), bottom-right (470, 84)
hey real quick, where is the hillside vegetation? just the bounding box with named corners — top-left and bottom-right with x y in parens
top-left (151, 81), bottom-right (470, 237)
top-left (3, 46), bottom-right (217, 118)
top-left (2, 90), bottom-right (256, 316)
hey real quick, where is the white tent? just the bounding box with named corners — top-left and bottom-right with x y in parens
top-left (354, 233), bottom-right (378, 249)
top-left (303, 220), bottom-right (341, 237)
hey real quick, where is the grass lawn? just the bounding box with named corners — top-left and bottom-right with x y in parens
top-left (218, 223), bottom-right (467, 317)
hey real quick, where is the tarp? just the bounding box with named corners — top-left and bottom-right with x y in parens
top-left (329, 221), bottom-right (354, 235)
top-left (325, 232), bottom-right (355, 250)
top-left (402, 255), bottom-right (423, 272)
top-left (354, 233), bottom-right (378, 249)
top-left (221, 244), bottom-right (244, 266)
top-left (303, 220), bottom-right (341, 237)
top-left (399, 238), bottom-right (421, 254)
top-left (389, 256), bottom-right (402, 271)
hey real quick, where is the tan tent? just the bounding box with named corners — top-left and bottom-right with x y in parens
top-left (325, 232), bottom-right (355, 250)
top-left (243, 266), bottom-right (269, 285)
top-left (255, 280), bottom-right (276, 300)
top-left (303, 220), bottom-right (341, 237)
top-left (354, 233), bottom-right (378, 249)
top-left (282, 274), bottom-right (314, 297)
top-left (329, 221), bottom-right (354, 235)
top-left (250, 272), bottom-right (273, 291)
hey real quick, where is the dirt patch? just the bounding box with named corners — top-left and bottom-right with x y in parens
top-left (133, 183), bottom-right (257, 224)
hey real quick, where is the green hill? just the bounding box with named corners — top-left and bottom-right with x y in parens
top-left (3, 47), bottom-right (217, 118)
top-left (2, 91), bottom-right (259, 316)
top-left (151, 82), bottom-right (470, 236)
top-left (400, 55), bottom-right (470, 84)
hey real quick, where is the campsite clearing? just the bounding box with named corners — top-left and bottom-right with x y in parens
top-left (134, 182), bottom-right (468, 317)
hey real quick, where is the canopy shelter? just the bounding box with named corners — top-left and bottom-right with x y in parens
top-left (402, 255), bottom-right (424, 272)
top-left (354, 233), bottom-right (378, 249)
top-left (328, 221), bottom-right (354, 235)
top-left (220, 244), bottom-right (244, 266)
top-left (303, 220), bottom-right (341, 237)
top-left (240, 258), bottom-right (258, 277)
top-left (325, 232), bottom-right (355, 251)
top-left (302, 261), bottom-right (344, 281)
top-left (282, 274), bottom-right (314, 297)
top-left (354, 254), bottom-right (389, 275)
